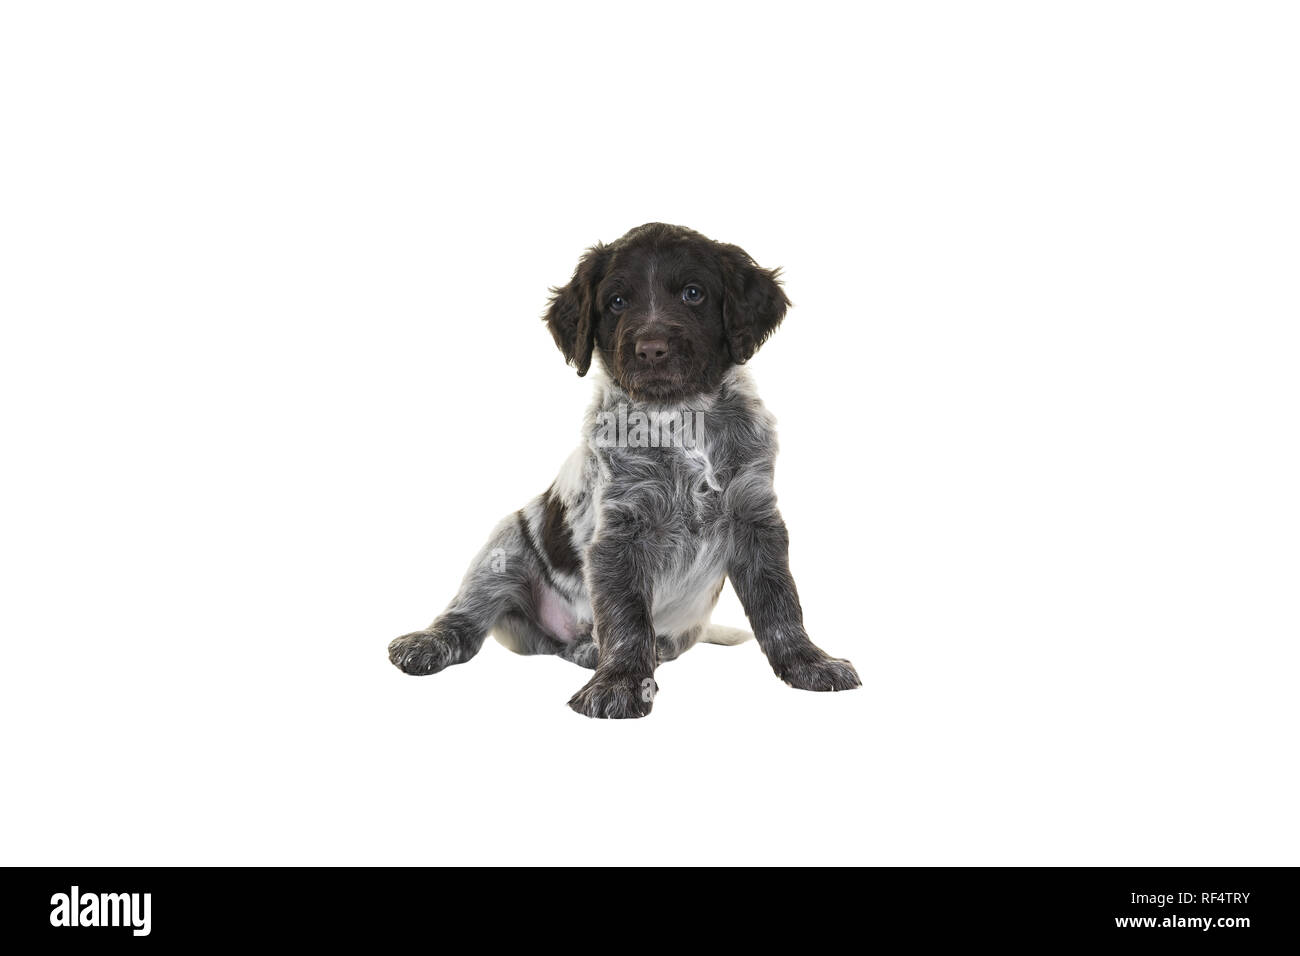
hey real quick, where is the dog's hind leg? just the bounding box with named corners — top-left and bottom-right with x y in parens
top-left (494, 611), bottom-right (598, 669)
top-left (388, 514), bottom-right (536, 676)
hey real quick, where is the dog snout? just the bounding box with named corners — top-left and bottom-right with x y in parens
top-left (635, 337), bottom-right (670, 366)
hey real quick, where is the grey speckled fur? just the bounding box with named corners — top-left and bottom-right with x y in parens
top-left (388, 223), bottom-right (860, 718)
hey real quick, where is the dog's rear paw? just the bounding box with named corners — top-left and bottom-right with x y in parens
top-left (558, 638), bottom-right (600, 670)
top-left (388, 630), bottom-right (456, 676)
top-left (774, 649), bottom-right (862, 692)
top-left (568, 673), bottom-right (657, 719)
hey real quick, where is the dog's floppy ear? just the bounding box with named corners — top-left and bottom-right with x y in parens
top-left (717, 243), bottom-right (791, 365)
top-left (543, 242), bottom-right (610, 376)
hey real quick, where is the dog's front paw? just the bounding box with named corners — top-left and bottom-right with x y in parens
top-left (774, 648), bottom-right (862, 692)
top-left (388, 629), bottom-right (456, 676)
top-left (568, 672), bottom-right (657, 719)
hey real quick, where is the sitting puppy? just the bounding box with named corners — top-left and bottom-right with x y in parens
top-left (388, 223), bottom-right (860, 718)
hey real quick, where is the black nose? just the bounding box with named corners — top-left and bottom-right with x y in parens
top-left (635, 338), bottom-right (669, 365)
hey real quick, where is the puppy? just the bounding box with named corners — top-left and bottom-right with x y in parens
top-left (388, 223), bottom-right (860, 717)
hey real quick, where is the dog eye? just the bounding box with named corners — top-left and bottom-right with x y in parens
top-left (609, 295), bottom-right (628, 313)
top-left (682, 285), bottom-right (704, 303)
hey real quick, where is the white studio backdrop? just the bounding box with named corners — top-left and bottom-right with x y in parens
top-left (1, 2), bottom-right (1296, 865)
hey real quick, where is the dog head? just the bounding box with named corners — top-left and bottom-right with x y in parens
top-left (544, 223), bottom-right (790, 402)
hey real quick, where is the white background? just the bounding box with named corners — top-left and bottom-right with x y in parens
top-left (2, 2), bottom-right (1296, 866)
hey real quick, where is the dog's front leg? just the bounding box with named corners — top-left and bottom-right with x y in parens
top-left (729, 496), bottom-right (862, 693)
top-left (568, 516), bottom-right (658, 719)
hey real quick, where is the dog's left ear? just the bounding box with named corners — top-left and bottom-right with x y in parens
top-left (717, 243), bottom-right (791, 364)
top-left (543, 242), bottom-right (610, 376)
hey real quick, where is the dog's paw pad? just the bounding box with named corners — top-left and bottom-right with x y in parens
top-left (568, 674), bottom-right (656, 719)
top-left (388, 630), bottom-right (456, 676)
top-left (776, 652), bottom-right (862, 692)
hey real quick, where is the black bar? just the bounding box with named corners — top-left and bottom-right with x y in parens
top-left (4, 867), bottom-right (1295, 946)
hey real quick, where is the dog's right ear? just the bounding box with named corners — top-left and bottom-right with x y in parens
top-left (543, 242), bottom-right (609, 376)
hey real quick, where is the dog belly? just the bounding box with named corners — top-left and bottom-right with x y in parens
top-left (650, 569), bottom-right (726, 637)
top-left (536, 583), bottom-right (580, 643)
